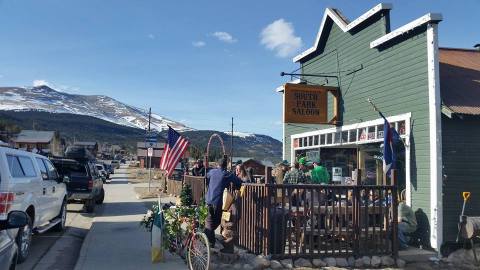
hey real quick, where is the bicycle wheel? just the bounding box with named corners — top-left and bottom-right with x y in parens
top-left (187, 232), bottom-right (210, 270)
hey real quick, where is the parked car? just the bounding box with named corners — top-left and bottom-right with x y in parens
top-left (95, 164), bottom-right (108, 183)
top-left (51, 157), bottom-right (104, 213)
top-left (0, 147), bottom-right (68, 263)
top-left (0, 211), bottom-right (29, 270)
top-left (105, 164), bottom-right (114, 175)
top-left (111, 160), bottom-right (120, 169)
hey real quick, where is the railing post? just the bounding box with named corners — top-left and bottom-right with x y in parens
top-left (264, 184), bottom-right (271, 255)
top-left (391, 169), bottom-right (399, 258)
top-left (265, 167), bottom-right (272, 184)
top-left (353, 167), bottom-right (361, 255)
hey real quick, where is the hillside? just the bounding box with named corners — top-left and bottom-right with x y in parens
top-left (0, 85), bottom-right (189, 131)
top-left (0, 111), bottom-right (282, 161)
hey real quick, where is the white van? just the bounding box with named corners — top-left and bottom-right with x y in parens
top-left (0, 147), bottom-right (67, 263)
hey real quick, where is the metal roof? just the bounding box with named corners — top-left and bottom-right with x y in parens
top-left (440, 48), bottom-right (480, 115)
top-left (74, 141), bottom-right (97, 146)
top-left (14, 130), bottom-right (55, 143)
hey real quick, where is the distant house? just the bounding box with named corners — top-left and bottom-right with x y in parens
top-left (74, 141), bottom-right (99, 156)
top-left (137, 142), bottom-right (165, 169)
top-left (231, 157), bottom-right (253, 165)
top-left (14, 130), bottom-right (63, 156)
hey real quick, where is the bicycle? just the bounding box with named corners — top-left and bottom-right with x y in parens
top-left (166, 206), bottom-right (211, 270)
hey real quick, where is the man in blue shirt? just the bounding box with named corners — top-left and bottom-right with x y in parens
top-left (204, 157), bottom-right (243, 247)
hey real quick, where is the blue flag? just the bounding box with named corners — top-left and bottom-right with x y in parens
top-left (382, 117), bottom-right (400, 177)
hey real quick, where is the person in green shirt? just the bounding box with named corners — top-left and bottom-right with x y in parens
top-left (310, 161), bottom-right (330, 184)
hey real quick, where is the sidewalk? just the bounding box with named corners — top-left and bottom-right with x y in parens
top-left (74, 167), bottom-right (187, 270)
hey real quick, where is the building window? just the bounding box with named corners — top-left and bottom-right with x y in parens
top-left (308, 136), bottom-right (313, 146)
top-left (327, 133), bottom-right (333, 144)
top-left (342, 131), bottom-right (348, 143)
top-left (333, 132), bottom-right (340, 144)
top-left (398, 120), bottom-right (406, 135)
top-left (349, 129), bottom-right (357, 143)
top-left (377, 124), bottom-right (384, 139)
top-left (320, 134), bottom-right (325, 145)
top-left (359, 128), bottom-right (367, 141)
top-left (368, 126), bottom-right (376, 140)
top-left (314, 135), bottom-right (319, 146)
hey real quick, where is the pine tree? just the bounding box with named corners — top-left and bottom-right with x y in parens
top-left (180, 184), bottom-right (193, 206)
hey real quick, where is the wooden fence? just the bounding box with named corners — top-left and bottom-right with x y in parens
top-left (184, 175), bottom-right (205, 205)
top-left (166, 176), bottom-right (205, 205)
top-left (234, 184), bottom-right (398, 258)
top-left (166, 179), bottom-right (183, 197)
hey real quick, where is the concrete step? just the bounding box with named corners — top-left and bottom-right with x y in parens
top-left (399, 247), bottom-right (438, 263)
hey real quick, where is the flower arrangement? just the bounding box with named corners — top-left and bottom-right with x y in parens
top-left (140, 184), bottom-right (208, 251)
top-left (140, 201), bottom-right (160, 232)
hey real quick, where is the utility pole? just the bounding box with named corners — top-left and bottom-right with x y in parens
top-left (148, 107), bottom-right (152, 192)
top-left (230, 117), bottom-right (233, 170)
top-left (148, 107), bottom-right (151, 132)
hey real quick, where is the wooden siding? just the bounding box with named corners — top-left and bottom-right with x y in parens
top-left (441, 115), bottom-right (480, 241)
top-left (284, 13), bottom-right (432, 216)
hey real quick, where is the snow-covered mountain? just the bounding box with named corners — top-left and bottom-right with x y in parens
top-left (0, 85), bottom-right (191, 132)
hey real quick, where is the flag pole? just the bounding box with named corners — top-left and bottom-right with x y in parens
top-left (367, 98), bottom-right (408, 147)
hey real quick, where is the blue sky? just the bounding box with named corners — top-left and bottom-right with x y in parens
top-left (0, 0), bottom-right (478, 140)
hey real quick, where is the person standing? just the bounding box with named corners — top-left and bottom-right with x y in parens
top-left (235, 163), bottom-right (250, 182)
top-left (310, 161), bottom-right (330, 184)
top-left (204, 157), bottom-right (243, 247)
top-left (283, 162), bottom-right (307, 184)
top-left (191, 159), bottom-right (205, 176)
top-left (274, 160), bottom-right (290, 184)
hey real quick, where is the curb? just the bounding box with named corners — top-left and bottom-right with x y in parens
top-left (73, 214), bottom-right (96, 270)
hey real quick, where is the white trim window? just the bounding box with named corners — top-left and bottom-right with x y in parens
top-left (291, 113), bottom-right (411, 151)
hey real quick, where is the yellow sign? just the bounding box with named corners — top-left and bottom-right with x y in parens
top-left (283, 83), bottom-right (339, 125)
top-left (222, 211), bottom-right (231, 221)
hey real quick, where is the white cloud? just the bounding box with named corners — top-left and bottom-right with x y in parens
top-left (148, 34), bottom-right (155, 39)
top-left (212, 31), bottom-right (237, 43)
top-left (192, 41), bottom-right (206, 47)
top-left (260, 19), bottom-right (303, 58)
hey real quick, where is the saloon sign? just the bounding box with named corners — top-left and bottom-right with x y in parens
top-left (283, 83), bottom-right (339, 125)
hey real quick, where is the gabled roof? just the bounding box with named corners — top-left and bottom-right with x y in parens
top-left (14, 130), bottom-right (55, 143)
top-left (293, 3), bottom-right (392, 62)
top-left (74, 141), bottom-right (98, 146)
top-left (439, 48), bottom-right (480, 115)
top-left (293, 3), bottom-right (442, 63)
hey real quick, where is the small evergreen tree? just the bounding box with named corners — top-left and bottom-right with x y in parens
top-left (180, 184), bottom-right (193, 206)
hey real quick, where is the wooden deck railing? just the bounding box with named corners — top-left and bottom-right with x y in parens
top-left (166, 179), bottom-right (183, 196)
top-left (184, 175), bottom-right (205, 204)
top-left (234, 184), bottom-right (398, 258)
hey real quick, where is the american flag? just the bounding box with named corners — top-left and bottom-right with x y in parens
top-left (159, 127), bottom-right (190, 177)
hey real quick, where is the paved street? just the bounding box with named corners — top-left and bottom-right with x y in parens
top-left (15, 165), bottom-right (187, 270)
top-left (74, 166), bottom-right (187, 270)
top-left (18, 196), bottom-right (93, 270)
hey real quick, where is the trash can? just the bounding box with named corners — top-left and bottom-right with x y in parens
top-left (268, 208), bottom-right (289, 254)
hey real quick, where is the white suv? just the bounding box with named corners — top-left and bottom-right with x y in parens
top-left (0, 147), bottom-right (67, 263)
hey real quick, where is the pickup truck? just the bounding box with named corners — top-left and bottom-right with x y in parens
top-left (51, 157), bottom-right (104, 213)
top-left (0, 147), bottom-right (67, 263)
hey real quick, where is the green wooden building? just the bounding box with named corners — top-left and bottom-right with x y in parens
top-left (277, 3), bottom-right (480, 251)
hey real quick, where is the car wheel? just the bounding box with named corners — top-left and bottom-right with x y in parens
top-left (85, 199), bottom-right (95, 213)
top-left (96, 188), bottom-right (105, 205)
top-left (16, 215), bottom-right (32, 263)
top-left (53, 201), bottom-right (67, 231)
